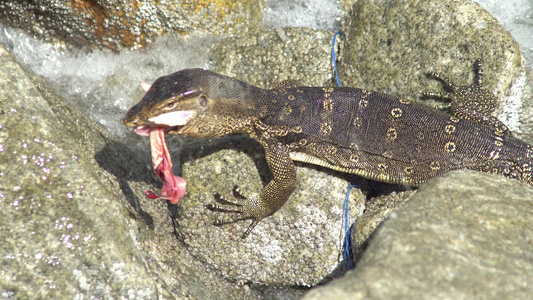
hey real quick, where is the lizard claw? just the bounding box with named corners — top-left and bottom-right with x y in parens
top-left (423, 58), bottom-right (506, 131)
top-left (423, 71), bottom-right (455, 100)
top-left (231, 185), bottom-right (248, 200)
top-left (206, 186), bottom-right (258, 238)
top-left (207, 191), bottom-right (243, 212)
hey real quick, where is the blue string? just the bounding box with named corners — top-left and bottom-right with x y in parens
top-left (332, 31), bottom-right (342, 88)
top-left (332, 31), bottom-right (356, 270)
top-left (343, 183), bottom-right (356, 269)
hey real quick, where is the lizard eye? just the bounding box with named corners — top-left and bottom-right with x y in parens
top-left (198, 95), bottom-right (208, 108)
top-left (165, 96), bottom-right (176, 108)
top-left (165, 96), bottom-right (177, 108)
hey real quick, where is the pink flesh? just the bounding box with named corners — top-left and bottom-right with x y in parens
top-left (135, 126), bottom-right (151, 136)
top-left (148, 111), bottom-right (194, 127)
top-left (146, 127), bottom-right (186, 204)
top-left (140, 81), bottom-right (151, 92)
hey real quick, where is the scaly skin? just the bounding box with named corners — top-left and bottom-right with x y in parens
top-left (124, 61), bottom-right (533, 238)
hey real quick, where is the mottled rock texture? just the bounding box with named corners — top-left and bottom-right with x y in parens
top-left (0, 0), bottom-right (263, 51)
top-left (1, 0), bottom-right (532, 298)
top-left (0, 44), bottom-right (261, 299)
top-left (304, 170), bottom-right (533, 300)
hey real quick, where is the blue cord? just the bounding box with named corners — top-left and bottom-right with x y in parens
top-left (332, 31), bottom-right (356, 270)
top-left (332, 31), bottom-right (342, 88)
top-left (343, 183), bottom-right (356, 269)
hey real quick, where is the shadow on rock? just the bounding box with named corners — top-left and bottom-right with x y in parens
top-left (180, 134), bottom-right (274, 185)
top-left (95, 139), bottom-right (157, 228)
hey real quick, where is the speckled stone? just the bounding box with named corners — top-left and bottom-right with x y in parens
top-left (177, 137), bottom-right (366, 286)
top-left (0, 0), bottom-right (263, 51)
top-left (0, 43), bottom-right (155, 298)
top-left (0, 44), bottom-right (261, 299)
top-left (172, 27), bottom-right (377, 286)
top-left (2, 0), bottom-right (533, 297)
top-left (303, 170), bottom-right (533, 300)
top-left (339, 0), bottom-right (531, 134)
top-left (209, 27), bottom-right (335, 88)
top-left (350, 188), bottom-right (414, 255)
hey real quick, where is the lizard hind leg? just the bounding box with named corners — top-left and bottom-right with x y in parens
top-left (424, 58), bottom-right (509, 133)
top-left (206, 186), bottom-right (260, 238)
top-left (424, 58), bottom-right (497, 115)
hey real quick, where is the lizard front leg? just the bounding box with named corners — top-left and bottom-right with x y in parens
top-left (207, 139), bottom-right (297, 238)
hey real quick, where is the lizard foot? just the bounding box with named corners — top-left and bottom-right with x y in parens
top-left (206, 186), bottom-right (259, 238)
top-left (424, 58), bottom-right (485, 100)
top-left (423, 58), bottom-right (496, 113)
top-left (423, 58), bottom-right (509, 133)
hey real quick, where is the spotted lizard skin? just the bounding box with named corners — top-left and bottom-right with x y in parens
top-left (124, 59), bottom-right (533, 237)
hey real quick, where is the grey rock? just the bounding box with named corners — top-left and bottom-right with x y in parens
top-left (301, 1), bottom-right (533, 297)
top-left (177, 137), bottom-right (366, 286)
top-left (350, 188), bottom-right (415, 255)
top-left (179, 26), bottom-right (406, 286)
top-left (1, 0), bottom-right (532, 297)
top-left (0, 44), bottom-right (260, 299)
top-left (303, 170), bottom-right (533, 300)
top-left (209, 27), bottom-right (335, 88)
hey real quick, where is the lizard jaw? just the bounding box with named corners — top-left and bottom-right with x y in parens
top-left (134, 124), bottom-right (187, 136)
top-left (132, 110), bottom-right (196, 136)
top-left (134, 125), bottom-right (152, 136)
top-left (148, 110), bottom-right (196, 127)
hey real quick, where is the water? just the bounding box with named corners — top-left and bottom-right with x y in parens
top-left (0, 27), bottom-right (214, 137)
top-left (262, 0), bottom-right (343, 30)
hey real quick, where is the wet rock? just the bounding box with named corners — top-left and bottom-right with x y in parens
top-left (0, 0), bottom-right (263, 51)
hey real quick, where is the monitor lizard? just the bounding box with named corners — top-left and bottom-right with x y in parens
top-left (124, 59), bottom-right (533, 238)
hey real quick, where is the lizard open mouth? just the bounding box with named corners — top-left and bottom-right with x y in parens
top-left (134, 110), bottom-right (196, 136)
top-left (126, 81), bottom-right (196, 205)
top-left (148, 110), bottom-right (195, 128)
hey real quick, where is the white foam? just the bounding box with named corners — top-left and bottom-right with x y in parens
top-left (0, 24), bottom-right (213, 138)
top-left (261, 0), bottom-right (343, 30)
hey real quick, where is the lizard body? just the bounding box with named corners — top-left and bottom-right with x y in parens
top-left (124, 60), bottom-right (533, 237)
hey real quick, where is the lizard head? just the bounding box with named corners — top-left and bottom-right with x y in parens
top-left (124, 69), bottom-right (254, 138)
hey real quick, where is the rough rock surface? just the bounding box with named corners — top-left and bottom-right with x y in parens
top-left (303, 170), bottom-right (533, 300)
top-left (0, 0), bottom-right (532, 298)
top-left (0, 0), bottom-right (263, 51)
top-left (177, 27), bottom-right (369, 286)
top-left (209, 27), bottom-right (335, 88)
top-left (0, 44), bottom-right (261, 299)
top-left (339, 0), bottom-right (533, 135)
top-left (177, 137), bottom-right (365, 286)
